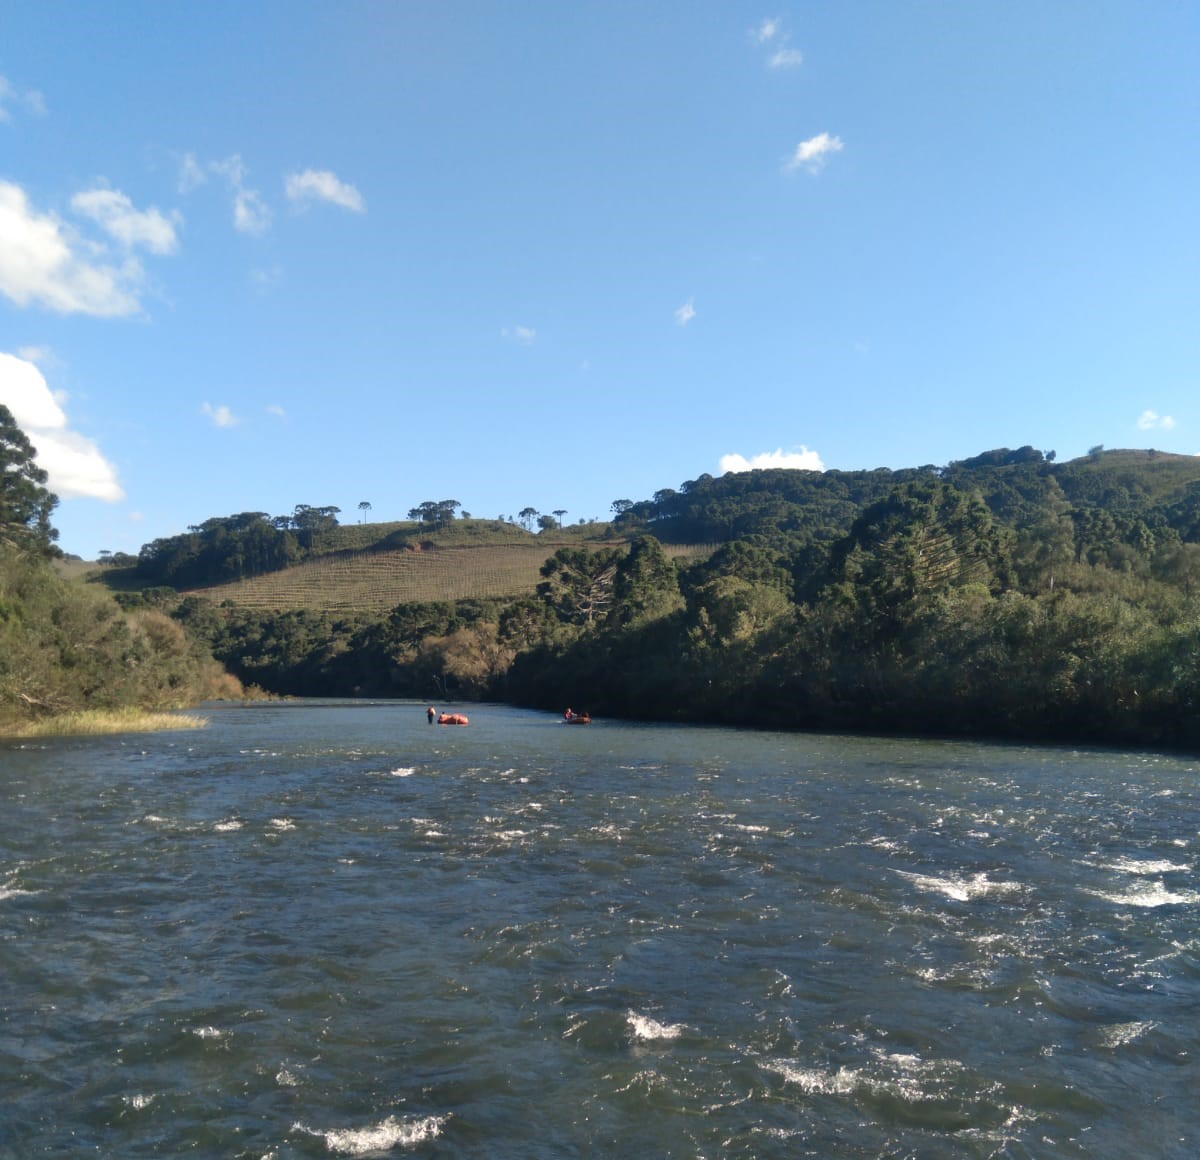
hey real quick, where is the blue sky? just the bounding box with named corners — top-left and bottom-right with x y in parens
top-left (2, 2), bottom-right (1197, 558)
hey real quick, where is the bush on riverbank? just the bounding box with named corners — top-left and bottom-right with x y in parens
top-left (0, 546), bottom-right (239, 735)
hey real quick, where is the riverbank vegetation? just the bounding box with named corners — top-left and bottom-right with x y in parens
top-left (11, 386), bottom-right (1200, 750)
top-left (157, 445), bottom-right (1200, 751)
top-left (4, 707), bottom-right (208, 739)
top-left (0, 404), bottom-right (240, 737)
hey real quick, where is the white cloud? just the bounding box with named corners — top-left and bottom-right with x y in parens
top-left (185, 154), bottom-right (272, 234)
top-left (70, 188), bottom-right (180, 254)
top-left (1137, 409), bottom-right (1176, 431)
top-left (284, 169), bottom-right (365, 213)
top-left (769, 48), bottom-right (804, 69)
top-left (675, 299), bottom-right (696, 326)
top-left (178, 151), bottom-right (208, 193)
top-left (0, 75), bottom-right (46, 122)
top-left (752, 18), bottom-right (802, 67)
top-left (16, 345), bottom-right (55, 366)
top-left (719, 446), bottom-right (825, 474)
top-left (201, 402), bottom-right (239, 428)
top-left (0, 180), bottom-right (144, 316)
top-left (784, 132), bottom-right (844, 174)
top-left (758, 18), bottom-right (781, 42)
top-left (233, 188), bottom-right (271, 235)
top-left (501, 325), bottom-right (537, 345)
top-left (0, 352), bottom-right (124, 500)
top-left (266, 403), bottom-right (286, 418)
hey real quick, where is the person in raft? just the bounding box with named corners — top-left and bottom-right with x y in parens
top-left (427, 706), bottom-right (436, 723)
top-left (564, 708), bottom-right (573, 720)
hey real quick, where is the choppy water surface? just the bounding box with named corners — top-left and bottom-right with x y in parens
top-left (3, 702), bottom-right (1199, 1158)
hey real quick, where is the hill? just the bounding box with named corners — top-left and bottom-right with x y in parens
top-left (89, 443), bottom-right (1200, 749)
top-left (97, 519), bottom-right (714, 612)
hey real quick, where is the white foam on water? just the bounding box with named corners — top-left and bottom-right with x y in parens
top-left (122, 1092), bottom-right (155, 1109)
top-left (894, 869), bottom-right (1024, 902)
top-left (1083, 881), bottom-right (1200, 908)
top-left (765, 1060), bottom-right (859, 1094)
top-left (1098, 856), bottom-right (1191, 876)
top-left (191, 1025), bottom-right (227, 1040)
top-left (276, 1065), bottom-right (300, 1086)
top-left (627, 1011), bottom-right (686, 1041)
top-left (0, 876), bottom-right (35, 901)
top-left (268, 818), bottom-right (296, 832)
top-left (292, 1114), bottom-right (447, 1154)
top-left (390, 767), bottom-right (417, 777)
top-left (214, 818), bottom-right (243, 832)
top-left (1097, 1020), bottom-right (1158, 1048)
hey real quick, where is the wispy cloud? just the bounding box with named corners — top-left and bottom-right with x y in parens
top-left (182, 153), bottom-right (271, 234)
top-left (266, 403), bottom-right (286, 419)
top-left (0, 180), bottom-right (147, 316)
top-left (719, 446), bottom-right (824, 473)
top-left (754, 18), bottom-right (781, 43)
top-left (178, 152), bottom-right (208, 194)
top-left (501, 325), bottom-right (537, 345)
top-left (1137, 409), bottom-right (1176, 431)
top-left (250, 264), bottom-right (284, 294)
top-left (752, 17), bottom-right (803, 68)
top-left (675, 299), bottom-right (696, 327)
top-left (201, 402), bottom-right (239, 428)
top-left (0, 351), bottom-right (124, 500)
top-left (0, 75), bottom-right (47, 122)
top-left (16, 345), bottom-right (57, 367)
top-left (768, 48), bottom-right (804, 69)
top-left (70, 188), bottom-right (180, 254)
top-left (284, 169), bottom-right (365, 213)
top-left (784, 132), bottom-right (844, 174)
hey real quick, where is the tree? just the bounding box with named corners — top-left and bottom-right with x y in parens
top-left (537, 546), bottom-right (624, 626)
top-left (408, 500), bottom-right (460, 528)
top-left (0, 404), bottom-right (59, 553)
top-left (291, 504), bottom-right (341, 550)
top-left (518, 506), bottom-right (540, 532)
top-left (611, 535), bottom-right (683, 626)
top-left (553, 509), bottom-right (567, 526)
top-left (538, 514), bottom-right (559, 532)
top-left (358, 500), bottom-right (372, 523)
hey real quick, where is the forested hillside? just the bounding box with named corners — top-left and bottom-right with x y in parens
top-left (143, 443), bottom-right (1200, 750)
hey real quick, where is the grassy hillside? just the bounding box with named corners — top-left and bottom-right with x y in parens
top-left (1052, 449), bottom-right (1200, 503)
top-left (181, 534), bottom-right (714, 611)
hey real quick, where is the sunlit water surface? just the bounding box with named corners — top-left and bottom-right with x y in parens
top-left (3, 701), bottom-right (1199, 1158)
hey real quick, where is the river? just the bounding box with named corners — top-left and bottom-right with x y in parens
top-left (2, 701), bottom-right (1198, 1158)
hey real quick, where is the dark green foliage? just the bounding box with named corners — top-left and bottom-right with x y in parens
top-left (112, 444), bottom-right (1200, 749)
top-left (0, 403), bottom-right (58, 554)
top-left (1, 548), bottom-right (230, 723)
top-left (537, 546), bottom-right (625, 626)
top-left (137, 512), bottom-right (301, 587)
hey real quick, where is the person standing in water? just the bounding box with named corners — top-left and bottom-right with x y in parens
top-left (427, 706), bottom-right (436, 723)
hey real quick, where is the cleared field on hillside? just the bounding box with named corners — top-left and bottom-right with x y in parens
top-left (184, 541), bottom-right (714, 611)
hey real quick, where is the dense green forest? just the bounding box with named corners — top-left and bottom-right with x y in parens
top-left (11, 390), bottom-right (1200, 750)
top-left (156, 442), bottom-right (1200, 750)
top-left (0, 405), bottom-right (237, 731)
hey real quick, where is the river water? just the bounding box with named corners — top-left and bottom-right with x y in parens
top-left (2, 702), bottom-right (1198, 1158)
